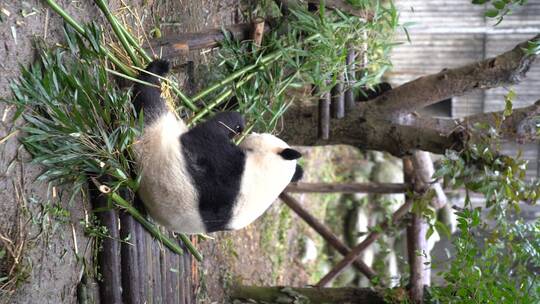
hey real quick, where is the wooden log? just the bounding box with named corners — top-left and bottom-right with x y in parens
top-left (119, 206), bottom-right (140, 304)
top-left (231, 286), bottom-right (386, 304)
top-left (316, 198), bottom-right (413, 287)
top-left (280, 193), bottom-right (376, 279)
top-left (331, 73), bottom-right (345, 119)
top-left (345, 48), bottom-right (356, 111)
top-left (89, 183), bottom-right (122, 304)
top-left (285, 182), bottom-right (410, 194)
top-left (150, 22), bottom-right (271, 58)
top-left (318, 88), bottom-right (331, 140)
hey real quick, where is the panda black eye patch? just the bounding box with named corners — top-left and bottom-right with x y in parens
top-left (279, 148), bottom-right (302, 160)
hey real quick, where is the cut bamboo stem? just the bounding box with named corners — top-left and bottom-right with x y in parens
top-left (252, 18), bottom-right (266, 47)
top-left (280, 193), bottom-right (376, 279)
top-left (286, 182), bottom-right (410, 194)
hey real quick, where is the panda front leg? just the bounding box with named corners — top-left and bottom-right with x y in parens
top-left (132, 60), bottom-right (171, 125)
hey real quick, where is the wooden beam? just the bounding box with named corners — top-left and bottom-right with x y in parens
top-left (286, 182), bottom-right (410, 194)
top-left (280, 193), bottom-right (376, 279)
top-left (316, 198), bottom-right (413, 287)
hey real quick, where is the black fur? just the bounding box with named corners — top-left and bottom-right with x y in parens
top-left (181, 113), bottom-right (246, 232)
top-left (291, 164), bottom-right (303, 182)
top-left (132, 60), bottom-right (170, 124)
top-left (357, 82), bottom-right (392, 102)
top-left (279, 148), bottom-right (302, 160)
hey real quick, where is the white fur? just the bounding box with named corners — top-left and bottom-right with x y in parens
top-left (136, 122), bottom-right (297, 233)
top-left (134, 112), bottom-right (206, 234)
top-left (227, 133), bottom-right (297, 230)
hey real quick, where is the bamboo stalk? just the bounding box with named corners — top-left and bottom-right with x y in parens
top-left (95, 0), bottom-right (142, 67)
top-left (43, 0), bottom-right (135, 76)
top-left (191, 51), bottom-right (282, 102)
top-left (108, 191), bottom-right (185, 255)
top-left (188, 73), bottom-right (256, 125)
top-left (285, 182), bottom-right (410, 194)
top-left (118, 22), bottom-right (152, 62)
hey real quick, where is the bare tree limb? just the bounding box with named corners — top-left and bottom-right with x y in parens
top-left (281, 104), bottom-right (464, 156)
top-left (405, 100), bottom-right (540, 144)
top-left (371, 34), bottom-right (539, 117)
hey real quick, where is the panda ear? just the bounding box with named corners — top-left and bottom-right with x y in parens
top-left (279, 148), bottom-right (302, 160)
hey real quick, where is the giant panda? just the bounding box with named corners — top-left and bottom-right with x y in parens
top-left (132, 60), bottom-right (303, 234)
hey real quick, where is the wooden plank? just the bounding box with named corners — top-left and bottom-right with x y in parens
top-left (316, 197), bottom-right (413, 287)
top-left (120, 210), bottom-right (140, 304)
top-left (286, 182), bottom-right (410, 194)
top-left (89, 183), bottom-right (122, 304)
top-left (280, 193), bottom-right (376, 279)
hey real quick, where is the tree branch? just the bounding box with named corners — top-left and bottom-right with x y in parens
top-left (281, 104), bottom-right (465, 156)
top-left (406, 100), bottom-right (540, 144)
top-left (371, 34), bottom-right (539, 116)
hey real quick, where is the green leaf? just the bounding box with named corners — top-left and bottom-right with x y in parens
top-left (485, 9), bottom-right (500, 18)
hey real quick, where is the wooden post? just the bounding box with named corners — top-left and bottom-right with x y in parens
top-left (280, 193), bottom-right (376, 279)
top-left (318, 88), bottom-right (331, 140)
top-left (331, 73), bottom-right (345, 118)
top-left (345, 48), bottom-right (356, 111)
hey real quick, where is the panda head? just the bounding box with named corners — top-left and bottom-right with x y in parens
top-left (240, 133), bottom-right (304, 183)
top-left (201, 111), bottom-right (245, 139)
